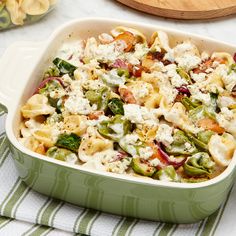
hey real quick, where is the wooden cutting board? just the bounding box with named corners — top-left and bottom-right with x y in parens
top-left (116, 0), bottom-right (236, 19)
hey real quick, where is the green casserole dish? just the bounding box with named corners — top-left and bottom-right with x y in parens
top-left (1, 18), bottom-right (236, 223)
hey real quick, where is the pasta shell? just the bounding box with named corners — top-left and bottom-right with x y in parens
top-left (126, 81), bottom-right (154, 105)
top-left (110, 26), bottom-right (146, 44)
top-left (19, 136), bottom-right (45, 155)
top-left (63, 115), bottom-right (87, 136)
top-left (33, 126), bottom-right (56, 148)
top-left (6, 0), bottom-right (26, 25)
top-left (149, 31), bottom-right (170, 52)
top-left (21, 0), bottom-right (50, 15)
top-left (211, 52), bottom-right (234, 66)
top-left (21, 94), bottom-right (55, 118)
top-left (144, 93), bottom-right (162, 109)
top-left (79, 127), bottom-right (113, 162)
top-left (209, 133), bottom-right (236, 167)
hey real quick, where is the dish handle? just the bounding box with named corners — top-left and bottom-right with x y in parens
top-left (0, 41), bottom-right (43, 113)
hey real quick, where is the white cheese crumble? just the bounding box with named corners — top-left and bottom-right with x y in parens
top-left (165, 64), bottom-right (186, 87)
top-left (56, 40), bottom-right (84, 66)
top-left (188, 84), bottom-right (211, 106)
top-left (175, 55), bottom-right (201, 72)
top-left (190, 71), bottom-right (206, 82)
top-left (223, 71), bottom-right (236, 92)
top-left (102, 69), bottom-right (126, 86)
top-left (149, 158), bottom-right (160, 167)
top-left (155, 124), bottom-right (174, 146)
top-left (217, 108), bottom-right (236, 137)
top-left (123, 104), bottom-right (159, 126)
top-left (64, 95), bottom-right (96, 115)
top-left (139, 146), bottom-right (154, 160)
top-left (157, 73), bottom-right (178, 104)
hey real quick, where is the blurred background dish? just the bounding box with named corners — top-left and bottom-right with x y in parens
top-left (0, 0), bottom-right (57, 30)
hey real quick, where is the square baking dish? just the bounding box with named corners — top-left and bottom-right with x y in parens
top-left (1, 18), bottom-right (236, 223)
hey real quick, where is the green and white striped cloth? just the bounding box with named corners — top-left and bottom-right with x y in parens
top-left (0, 109), bottom-right (235, 236)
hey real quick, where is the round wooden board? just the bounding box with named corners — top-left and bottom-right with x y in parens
top-left (116, 0), bottom-right (236, 20)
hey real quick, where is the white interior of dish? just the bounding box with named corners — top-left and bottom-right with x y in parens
top-left (5, 18), bottom-right (236, 189)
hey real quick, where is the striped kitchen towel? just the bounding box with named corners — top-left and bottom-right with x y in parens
top-left (0, 109), bottom-right (236, 236)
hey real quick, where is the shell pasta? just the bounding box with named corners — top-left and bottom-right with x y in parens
top-left (19, 27), bottom-right (236, 183)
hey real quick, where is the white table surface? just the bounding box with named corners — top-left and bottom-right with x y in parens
top-left (0, 0), bottom-right (236, 57)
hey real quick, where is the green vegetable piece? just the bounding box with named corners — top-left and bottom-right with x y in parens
top-left (85, 87), bottom-right (110, 110)
top-left (53, 57), bottom-right (77, 76)
top-left (44, 66), bottom-right (60, 78)
top-left (46, 147), bottom-right (77, 162)
top-left (153, 166), bottom-right (179, 182)
top-left (228, 63), bottom-right (236, 74)
top-left (165, 130), bottom-right (197, 155)
top-left (210, 92), bottom-right (220, 113)
top-left (0, 9), bottom-right (11, 29)
top-left (183, 152), bottom-right (215, 177)
top-left (56, 133), bottom-right (81, 153)
top-left (181, 97), bottom-right (200, 111)
top-left (197, 130), bottom-right (215, 144)
top-left (176, 67), bottom-right (192, 84)
top-left (186, 133), bottom-right (208, 152)
top-left (48, 97), bottom-right (63, 113)
top-left (39, 80), bottom-right (62, 96)
top-left (108, 98), bottom-right (124, 115)
top-left (189, 105), bottom-right (215, 122)
top-left (98, 115), bottom-right (131, 141)
top-left (117, 68), bottom-right (130, 78)
top-left (132, 158), bottom-right (156, 177)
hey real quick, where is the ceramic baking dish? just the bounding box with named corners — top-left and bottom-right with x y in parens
top-left (0, 18), bottom-right (236, 224)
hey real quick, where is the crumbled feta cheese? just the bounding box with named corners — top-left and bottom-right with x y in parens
top-left (86, 115), bottom-right (109, 127)
top-left (96, 41), bottom-right (126, 62)
top-left (69, 80), bottom-right (84, 96)
top-left (165, 64), bottom-right (186, 87)
top-left (124, 104), bottom-right (143, 123)
top-left (188, 84), bottom-right (211, 106)
top-left (223, 71), bottom-right (236, 92)
top-left (190, 71), bottom-right (206, 82)
top-left (176, 55), bottom-right (201, 71)
top-left (106, 158), bottom-right (131, 174)
top-left (150, 61), bottom-right (165, 72)
top-left (164, 49), bottom-right (175, 62)
top-left (149, 158), bottom-right (160, 167)
top-left (157, 74), bottom-right (178, 104)
top-left (102, 69), bottom-right (126, 86)
top-left (124, 53), bottom-right (140, 65)
top-left (155, 124), bottom-right (174, 146)
top-left (57, 40), bottom-right (84, 66)
top-left (139, 146), bottom-right (153, 160)
top-left (172, 42), bottom-right (201, 71)
top-left (119, 134), bottom-right (141, 157)
top-left (110, 123), bottom-right (124, 134)
top-left (124, 104), bottom-right (159, 125)
top-left (184, 142), bottom-right (192, 150)
top-left (217, 108), bottom-right (236, 136)
top-left (130, 82), bottom-right (151, 101)
top-left (133, 43), bottom-right (149, 60)
top-left (64, 95), bottom-right (96, 115)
